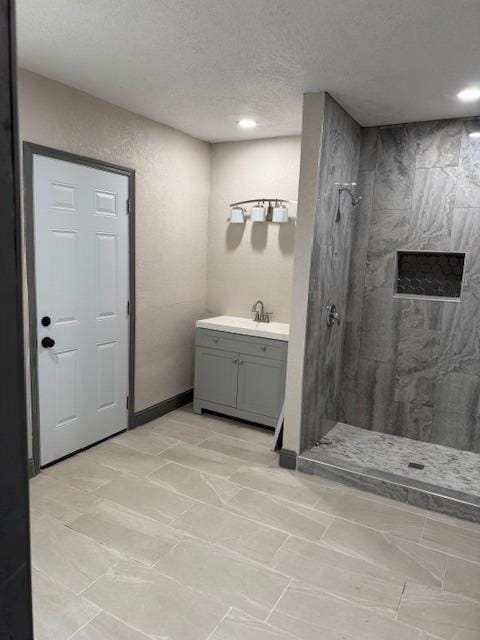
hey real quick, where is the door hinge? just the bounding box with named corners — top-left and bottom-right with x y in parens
top-left (127, 300), bottom-right (130, 315)
top-left (126, 198), bottom-right (131, 214)
top-left (126, 396), bottom-right (129, 410)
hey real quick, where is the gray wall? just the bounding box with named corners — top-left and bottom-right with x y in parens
top-left (301, 94), bottom-right (361, 450)
top-left (340, 117), bottom-right (480, 453)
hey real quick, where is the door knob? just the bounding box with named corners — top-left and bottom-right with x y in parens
top-left (41, 336), bottom-right (55, 348)
top-left (41, 316), bottom-right (51, 327)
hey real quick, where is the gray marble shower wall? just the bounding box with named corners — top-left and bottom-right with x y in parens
top-left (339, 116), bottom-right (480, 453)
top-left (301, 94), bottom-right (361, 450)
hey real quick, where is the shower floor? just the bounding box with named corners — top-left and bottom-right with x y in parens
top-left (298, 423), bottom-right (480, 522)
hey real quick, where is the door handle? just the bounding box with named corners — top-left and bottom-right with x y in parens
top-left (41, 316), bottom-right (51, 327)
top-left (41, 336), bottom-right (55, 349)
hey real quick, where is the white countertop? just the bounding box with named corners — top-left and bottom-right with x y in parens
top-left (196, 315), bottom-right (289, 341)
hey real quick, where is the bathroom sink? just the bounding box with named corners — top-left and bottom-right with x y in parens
top-left (196, 315), bottom-right (289, 341)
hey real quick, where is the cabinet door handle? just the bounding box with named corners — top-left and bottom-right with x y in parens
top-left (232, 357), bottom-right (238, 364)
top-left (213, 337), bottom-right (219, 343)
top-left (261, 346), bottom-right (267, 352)
top-left (239, 360), bottom-right (244, 366)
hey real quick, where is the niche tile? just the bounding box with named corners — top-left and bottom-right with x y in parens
top-left (396, 251), bottom-right (465, 299)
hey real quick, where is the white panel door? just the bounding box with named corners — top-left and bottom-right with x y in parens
top-left (33, 155), bottom-right (129, 465)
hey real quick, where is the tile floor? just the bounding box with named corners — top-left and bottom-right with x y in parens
top-left (30, 405), bottom-right (480, 640)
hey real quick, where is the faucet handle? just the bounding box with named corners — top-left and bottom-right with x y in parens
top-left (265, 312), bottom-right (273, 323)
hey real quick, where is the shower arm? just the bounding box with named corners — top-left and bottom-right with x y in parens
top-left (336, 185), bottom-right (362, 207)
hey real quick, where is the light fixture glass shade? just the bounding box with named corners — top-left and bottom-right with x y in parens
top-left (251, 205), bottom-right (266, 222)
top-left (229, 207), bottom-right (245, 223)
top-left (272, 205), bottom-right (289, 223)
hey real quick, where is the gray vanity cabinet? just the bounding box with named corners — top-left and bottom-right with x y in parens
top-left (194, 329), bottom-right (287, 427)
top-left (195, 347), bottom-right (238, 408)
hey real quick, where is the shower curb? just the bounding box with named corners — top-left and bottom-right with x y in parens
top-left (298, 452), bottom-right (480, 524)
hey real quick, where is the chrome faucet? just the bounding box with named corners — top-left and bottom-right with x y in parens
top-left (251, 300), bottom-right (271, 323)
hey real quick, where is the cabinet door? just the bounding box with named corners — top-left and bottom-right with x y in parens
top-left (237, 354), bottom-right (286, 419)
top-left (195, 347), bottom-right (238, 408)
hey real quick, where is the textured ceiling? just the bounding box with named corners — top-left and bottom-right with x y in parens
top-left (16, 0), bottom-right (480, 142)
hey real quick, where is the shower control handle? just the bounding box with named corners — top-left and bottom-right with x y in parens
top-left (326, 304), bottom-right (341, 327)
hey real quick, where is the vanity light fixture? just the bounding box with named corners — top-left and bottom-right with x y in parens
top-left (272, 202), bottom-right (289, 223)
top-left (457, 87), bottom-right (480, 102)
top-left (251, 203), bottom-right (266, 222)
top-left (229, 206), bottom-right (246, 223)
top-left (237, 118), bottom-right (257, 129)
top-left (228, 198), bottom-right (297, 224)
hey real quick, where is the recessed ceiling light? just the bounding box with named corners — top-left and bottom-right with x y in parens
top-left (457, 87), bottom-right (480, 102)
top-left (469, 131), bottom-right (480, 139)
top-left (237, 119), bottom-right (257, 129)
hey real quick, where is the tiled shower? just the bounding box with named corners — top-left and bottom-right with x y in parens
top-left (299, 95), bottom-right (480, 520)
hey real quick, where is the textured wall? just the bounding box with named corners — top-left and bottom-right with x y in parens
top-left (207, 137), bottom-right (300, 322)
top-left (301, 94), bottom-right (361, 450)
top-left (18, 69), bottom-right (211, 415)
top-left (340, 117), bottom-right (480, 453)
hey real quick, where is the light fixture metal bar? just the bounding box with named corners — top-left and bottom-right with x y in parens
top-left (229, 198), bottom-right (297, 207)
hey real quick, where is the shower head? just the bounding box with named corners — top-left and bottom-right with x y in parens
top-left (338, 184), bottom-right (362, 206)
top-left (335, 183), bottom-right (362, 221)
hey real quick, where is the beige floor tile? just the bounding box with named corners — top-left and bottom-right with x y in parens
top-left (397, 581), bottom-right (480, 639)
top-left (31, 515), bottom-right (119, 594)
top-left (71, 612), bottom-right (152, 639)
top-left (95, 474), bottom-right (193, 525)
top-left (149, 461), bottom-right (240, 507)
top-left (83, 559), bottom-right (228, 640)
top-left (314, 488), bottom-right (426, 541)
top-left (422, 518), bottom-right (480, 564)
top-left (147, 416), bottom-right (210, 444)
top-left (226, 488), bottom-right (333, 542)
top-left (29, 474), bottom-right (100, 524)
top-left (111, 427), bottom-right (177, 455)
top-left (200, 435), bottom-right (277, 466)
top-left (83, 440), bottom-right (165, 477)
top-left (322, 519), bottom-right (446, 588)
top-left (155, 537), bottom-right (290, 619)
top-left (42, 454), bottom-right (121, 493)
top-left (32, 568), bottom-right (99, 640)
top-left (229, 466), bottom-right (329, 507)
top-left (269, 581), bottom-right (419, 640)
top-left (270, 535), bottom-right (404, 614)
top-left (174, 501), bottom-right (288, 564)
top-left (69, 499), bottom-right (179, 565)
top-left (160, 441), bottom-right (244, 478)
top-left (444, 555), bottom-right (480, 602)
top-left (209, 608), bottom-right (297, 640)
top-left (424, 512), bottom-right (480, 534)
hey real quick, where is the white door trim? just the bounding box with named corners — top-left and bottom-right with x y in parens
top-left (23, 143), bottom-right (136, 473)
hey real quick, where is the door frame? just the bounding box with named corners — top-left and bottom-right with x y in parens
top-left (23, 142), bottom-right (136, 474)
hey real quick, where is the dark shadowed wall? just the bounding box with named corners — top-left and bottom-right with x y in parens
top-left (0, 0), bottom-right (33, 636)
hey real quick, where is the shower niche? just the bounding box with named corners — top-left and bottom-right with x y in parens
top-left (395, 251), bottom-right (465, 299)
